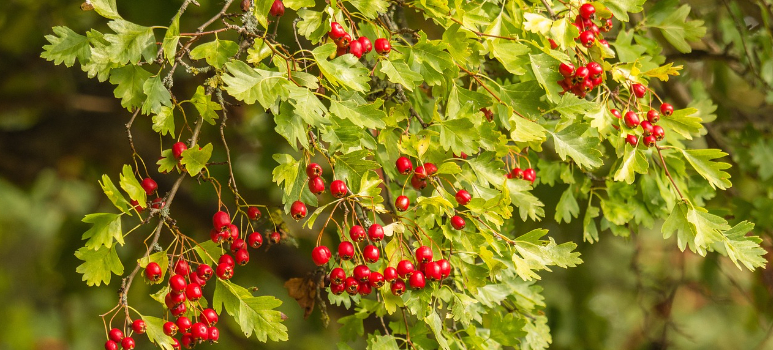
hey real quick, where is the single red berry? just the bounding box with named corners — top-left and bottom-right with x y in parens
top-left (599, 39), bottom-right (609, 47)
top-left (309, 176), bottom-right (326, 194)
top-left (643, 135), bottom-right (657, 147)
top-left (141, 178), bottom-right (158, 195)
top-left (131, 319), bottom-right (146, 334)
top-left (610, 109), bottom-right (622, 119)
top-left (410, 174), bottom-right (427, 190)
top-left (171, 338), bottom-right (180, 350)
top-left (640, 121), bottom-right (654, 136)
top-left (591, 76), bottom-right (603, 86)
top-left (165, 291), bottom-right (185, 308)
top-left (330, 180), bottom-right (348, 198)
top-left (344, 277), bottom-right (360, 295)
top-left (660, 103), bottom-right (674, 116)
top-left (384, 267), bottom-right (398, 282)
top-left (269, 231), bottom-right (281, 244)
top-left (145, 262), bottom-right (162, 282)
top-left (397, 260), bottom-right (415, 278)
top-left (653, 125), bottom-right (665, 141)
top-left (247, 206), bottom-right (261, 220)
top-left (455, 189), bottom-right (472, 206)
top-left (105, 340), bottom-right (118, 350)
top-left (625, 134), bottom-right (639, 146)
top-left (212, 211), bottom-right (230, 231)
top-left (121, 337), bottom-right (135, 350)
top-left (358, 37), bottom-right (372, 53)
top-left (248, 232), bottom-right (263, 249)
top-left (169, 274), bottom-right (187, 293)
top-left (191, 323), bottom-right (208, 340)
top-left (201, 308), bottom-right (219, 326)
top-left (290, 201), bottom-right (307, 220)
top-left (374, 38), bottom-right (391, 54)
top-left (171, 302), bottom-right (186, 317)
top-left (172, 142), bottom-right (187, 160)
top-left (163, 321), bottom-right (179, 336)
top-left (573, 66), bottom-right (590, 85)
top-left (189, 271), bottom-right (207, 287)
top-left (358, 282), bottom-right (372, 295)
top-left (330, 282), bottom-right (345, 295)
top-left (395, 195), bottom-right (410, 211)
top-left (586, 62), bottom-right (603, 78)
top-left (311, 246), bottom-right (332, 265)
top-left (391, 279), bottom-right (406, 296)
top-left (589, 23), bottom-right (601, 35)
top-left (349, 225), bottom-right (366, 242)
top-left (624, 111), bottom-right (640, 128)
top-left (231, 238), bottom-right (246, 254)
top-left (632, 83), bottom-right (647, 98)
top-left (414, 165), bottom-right (428, 180)
top-left (197, 264), bottom-right (213, 280)
top-left (409, 271), bottom-right (426, 289)
top-left (177, 317), bottom-right (192, 333)
top-left (353, 264), bottom-right (371, 282)
top-left (579, 3), bottom-right (596, 19)
top-left (424, 163), bottom-right (438, 176)
top-left (151, 197), bottom-right (165, 209)
top-left (424, 261), bottom-right (442, 281)
top-left (349, 40), bottom-right (364, 58)
top-left (330, 267), bottom-right (346, 285)
top-left (210, 228), bottom-right (223, 244)
top-left (173, 260), bottom-right (189, 276)
top-left (601, 18), bottom-right (613, 31)
top-left (329, 22), bottom-right (346, 39)
top-left (579, 31), bottom-right (595, 48)
top-left (437, 259), bottom-right (451, 279)
top-left (559, 62), bottom-right (575, 77)
top-left (130, 199), bottom-right (144, 212)
top-left (306, 163), bottom-right (323, 178)
top-left (368, 271), bottom-right (385, 288)
top-left (549, 38), bottom-right (558, 49)
top-left (109, 328), bottom-right (124, 343)
top-left (336, 33), bottom-right (352, 48)
top-left (396, 156), bottom-right (413, 175)
top-left (511, 168), bottom-right (524, 179)
top-left (181, 333), bottom-right (194, 349)
top-left (451, 215), bottom-right (465, 230)
top-left (235, 248), bottom-right (250, 266)
top-left (226, 224), bottom-right (239, 243)
top-left (523, 168), bottom-right (536, 183)
top-left (269, 0), bottom-right (284, 16)
top-left (415, 246), bottom-right (433, 264)
top-left (208, 326), bottom-right (220, 342)
top-left (218, 255), bottom-right (234, 268)
top-left (363, 245), bottom-right (380, 263)
top-left (367, 224), bottom-right (384, 242)
top-left (583, 78), bottom-right (595, 92)
top-left (216, 262), bottom-right (234, 280)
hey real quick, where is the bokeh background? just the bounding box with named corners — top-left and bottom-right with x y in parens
top-left (1, 0), bottom-right (773, 349)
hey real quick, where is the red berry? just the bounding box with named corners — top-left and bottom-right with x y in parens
top-left (312, 246), bottom-right (332, 265)
top-left (189, 271), bottom-right (207, 287)
top-left (330, 180), bottom-right (348, 198)
top-left (374, 38), bottom-right (391, 54)
top-left (358, 282), bottom-right (372, 295)
top-left (414, 165), bottom-right (428, 180)
top-left (610, 109), bottom-right (622, 119)
top-left (247, 206), bottom-right (261, 220)
top-left (437, 259), bottom-right (451, 279)
top-left (579, 3), bottom-right (596, 19)
top-left (235, 248), bottom-right (250, 266)
top-left (219, 254), bottom-right (235, 267)
top-left (415, 246), bottom-right (433, 264)
top-left (573, 66), bottom-right (589, 84)
top-left (396, 156), bottom-right (413, 175)
top-left (624, 111), bottom-right (640, 128)
top-left (481, 107), bottom-right (494, 121)
top-left (363, 245), bottom-right (380, 263)
top-left (424, 261), bottom-right (442, 281)
top-left (105, 340), bottom-right (118, 350)
top-left (601, 18), bottom-right (613, 32)
top-left (511, 168), bottom-right (524, 179)
top-left (336, 33), bottom-right (352, 48)
top-left (643, 135), bottom-right (657, 147)
top-left (309, 176), bottom-right (326, 194)
top-left (269, 231), bottom-right (281, 244)
top-left (395, 195), bottom-right (410, 211)
top-left (171, 302), bottom-right (186, 317)
top-left (358, 37), bottom-right (372, 53)
top-left (172, 142), bottom-right (187, 160)
top-left (290, 201), bottom-right (307, 220)
top-left (212, 211), bottom-right (230, 231)
top-left (169, 274), bottom-right (187, 293)
top-left (457, 152), bottom-right (468, 159)
top-left (165, 291), bottom-right (185, 308)
top-left (141, 178), bottom-right (158, 195)
top-left (424, 163), bottom-right (438, 176)
top-left (653, 125), bottom-right (665, 141)
top-left (586, 62), bottom-right (603, 78)
top-left (329, 22), bottom-right (346, 39)
top-left (579, 31), bottom-right (595, 48)
top-left (640, 121), bottom-right (654, 136)
top-left (330, 267), bottom-right (346, 285)
top-left (269, 0), bottom-right (284, 16)
top-left (450, 215), bottom-right (465, 230)
top-left (632, 83), bottom-right (647, 98)
top-left (367, 224), bottom-right (384, 242)
top-left (306, 163), bottom-right (323, 178)
top-left (353, 264), bottom-right (371, 282)
top-left (248, 232), bottom-right (263, 249)
top-left (171, 338), bottom-right (180, 350)
top-left (145, 262), bottom-right (162, 282)
top-left (231, 238), bottom-right (246, 254)
top-left (559, 62), bottom-right (575, 77)
top-left (410, 174), bottom-right (427, 190)
top-left (455, 189), bottom-right (472, 205)
top-left (523, 168), bottom-right (536, 183)
top-left (191, 323), bottom-right (208, 340)
top-left (197, 264), bottom-right (213, 280)
top-left (349, 40), bottom-right (364, 58)
top-left (151, 197), bottom-right (165, 209)
top-left (181, 333), bottom-right (193, 349)
top-left (109, 328), bottom-right (124, 342)
top-left (173, 260), bottom-right (189, 276)
top-left (131, 319), bottom-right (146, 334)
top-left (660, 103), bottom-right (674, 116)
top-left (200, 308), bottom-right (219, 326)
top-left (226, 224), bottom-right (239, 243)
top-left (599, 39), bottom-right (609, 47)
top-left (625, 134), bottom-right (639, 146)
top-left (364, 272), bottom-right (382, 289)
top-left (397, 260), bottom-right (415, 278)
top-left (344, 277), bottom-right (359, 295)
top-left (409, 271), bottom-right (426, 289)
top-left (384, 267), bottom-right (398, 282)
top-left (208, 326), bottom-right (220, 342)
top-left (549, 38), bottom-right (558, 49)
top-left (163, 321), bottom-right (179, 336)
top-left (390, 279), bottom-right (406, 296)
top-left (216, 262), bottom-right (234, 280)
top-left (177, 317), bottom-right (192, 332)
top-left (349, 225), bottom-right (366, 242)
top-left (121, 337), bottom-right (135, 350)
top-left (130, 199), bottom-right (144, 212)
top-left (330, 282), bottom-right (345, 295)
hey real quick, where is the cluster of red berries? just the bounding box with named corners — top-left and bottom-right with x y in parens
top-left (613, 88), bottom-right (673, 148)
top-left (557, 61), bottom-right (604, 98)
top-left (328, 22), bottom-right (391, 58)
top-left (506, 166), bottom-right (537, 183)
top-left (287, 162), bottom-right (357, 222)
top-left (104, 325), bottom-right (137, 350)
top-left (573, 3), bottom-right (613, 48)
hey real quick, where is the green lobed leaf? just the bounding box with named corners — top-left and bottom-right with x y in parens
top-left (750, 139), bottom-right (773, 180)
top-left (529, 53), bottom-right (564, 103)
top-left (272, 154), bottom-right (300, 196)
top-left (189, 39), bottom-right (239, 68)
top-left (105, 19), bottom-right (156, 64)
top-left (275, 102), bottom-right (310, 151)
top-left (142, 316), bottom-right (177, 350)
top-left (141, 76), bottom-right (173, 115)
top-left (311, 44), bottom-right (371, 92)
top-left (91, 0), bottom-right (122, 19)
top-left (162, 14), bottom-right (180, 63)
top-left (648, 2), bottom-right (706, 53)
top-left (41, 26), bottom-right (90, 67)
top-left (613, 144), bottom-right (648, 184)
top-left (721, 221), bottom-right (767, 271)
top-left (180, 143), bottom-right (213, 176)
top-left (438, 118), bottom-right (480, 156)
top-left (678, 148), bottom-right (732, 190)
top-left (98, 174), bottom-right (130, 213)
top-left (512, 229), bottom-right (583, 281)
top-left (157, 149), bottom-right (178, 174)
top-left (548, 124), bottom-right (603, 170)
top-left (380, 60), bottom-right (423, 91)
top-left (345, 0), bottom-right (389, 19)
top-left (138, 251), bottom-right (169, 283)
top-left (600, 0), bottom-right (645, 21)
top-left (190, 86), bottom-right (221, 125)
top-left (109, 65), bottom-right (152, 110)
top-left (75, 246), bottom-right (124, 287)
top-left (81, 213), bottom-right (124, 250)
top-left (330, 99), bottom-right (386, 130)
top-left (83, 30), bottom-right (120, 82)
top-left (119, 164), bottom-right (147, 206)
top-left (222, 61), bottom-right (288, 110)
top-left (507, 179), bottom-right (546, 221)
top-left (554, 186), bottom-right (579, 224)
top-left (333, 150), bottom-right (380, 193)
top-left (212, 279), bottom-right (288, 342)
top-left (151, 106), bottom-right (175, 137)
top-left (658, 108), bottom-right (703, 140)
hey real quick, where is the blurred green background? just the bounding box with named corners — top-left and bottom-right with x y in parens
top-left (1, 0), bottom-right (773, 349)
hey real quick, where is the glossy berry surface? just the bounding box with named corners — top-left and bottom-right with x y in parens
top-left (579, 3), bottom-right (596, 19)
top-left (647, 110), bottom-right (660, 123)
top-left (374, 38), bottom-right (391, 54)
top-left (330, 267), bottom-right (346, 285)
top-left (390, 279), bottom-right (406, 296)
top-left (395, 195), bottom-right (410, 211)
top-left (309, 176), bottom-right (326, 194)
top-left (247, 232), bottom-right (263, 249)
top-left (109, 328), bottom-right (124, 342)
top-left (660, 103), bottom-right (674, 116)
top-left (269, 0), bottom-right (284, 16)
top-left (247, 206), bottom-right (261, 220)
top-left (212, 211), bottom-right (230, 231)
top-left (290, 201), bottom-right (307, 220)
top-left (632, 83), bottom-right (647, 98)
top-left (201, 308), bottom-right (219, 326)
top-left (311, 246), bottom-right (332, 265)
top-left (559, 62), bottom-right (575, 77)
top-left (415, 246), bottom-right (432, 263)
top-left (131, 319), bottom-right (146, 334)
top-left (329, 22), bottom-right (345, 39)
top-left (640, 121), bottom-right (654, 136)
top-left (363, 245), bottom-right (380, 263)
top-left (451, 215), bottom-right (465, 230)
top-left (384, 267), bottom-right (397, 281)
top-left (523, 168), bottom-right (536, 183)
top-left (625, 134), bottom-right (639, 146)
top-left (172, 142), bottom-right (187, 159)
top-left (120, 337), bottom-right (135, 350)
top-left (235, 248), bottom-right (249, 266)
top-left (169, 274), bottom-right (187, 292)
top-left (367, 224), bottom-right (384, 242)
top-left (338, 241), bottom-right (354, 260)
top-left (396, 156), bottom-right (413, 175)
top-left (349, 40), bottom-right (364, 58)
top-left (409, 271), bottom-right (426, 289)
top-left (579, 31), bottom-right (595, 47)
top-left (397, 260), bottom-right (415, 278)
top-left (330, 180), bottom-right (348, 198)
top-left (455, 189), bottom-right (472, 205)
top-left (624, 111), bottom-right (640, 128)
top-left (105, 340), bottom-right (118, 350)
top-left (164, 321), bottom-right (179, 336)
top-left (141, 177), bottom-right (157, 195)
top-left (145, 262), bottom-right (162, 282)
top-left (216, 262), bottom-right (234, 280)
top-left (653, 125), bottom-right (665, 141)
top-left (358, 36), bottom-right (372, 53)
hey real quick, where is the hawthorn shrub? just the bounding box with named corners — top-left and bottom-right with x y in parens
top-left (41, 0), bottom-right (767, 349)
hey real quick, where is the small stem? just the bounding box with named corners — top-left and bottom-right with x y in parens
top-left (655, 146), bottom-right (686, 201)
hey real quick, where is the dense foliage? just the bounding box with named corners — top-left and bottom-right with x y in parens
top-left (33, 0), bottom-right (773, 349)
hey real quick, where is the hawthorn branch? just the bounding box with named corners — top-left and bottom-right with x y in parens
top-left (215, 90), bottom-right (240, 198)
top-left (540, 0), bottom-right (556, 19)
